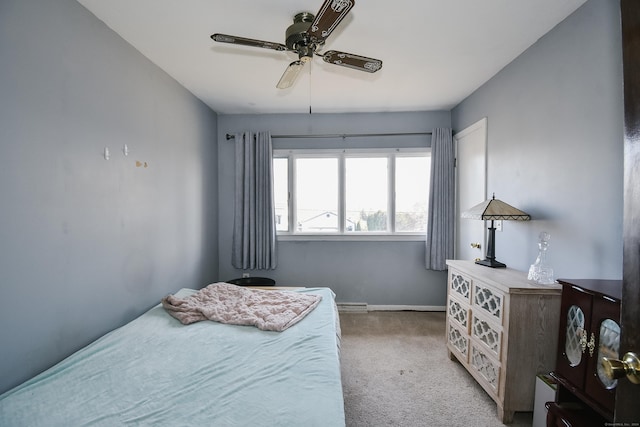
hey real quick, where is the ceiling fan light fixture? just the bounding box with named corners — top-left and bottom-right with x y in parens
top-left (277, 60), bottom-right (305, 89)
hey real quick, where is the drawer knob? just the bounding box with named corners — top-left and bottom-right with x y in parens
top-left (602, 352), bottom-right (640, 384)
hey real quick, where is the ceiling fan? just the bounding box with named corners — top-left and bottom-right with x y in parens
top-left (210, 0), bottom-right (383, 89)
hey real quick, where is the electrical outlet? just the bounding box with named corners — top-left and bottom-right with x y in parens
top-left (495, 220), bottom-right (503, 232)
top-left (242, 273), bottom-right (250, 278)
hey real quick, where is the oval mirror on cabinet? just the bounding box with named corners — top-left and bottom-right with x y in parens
top-left (566, 305), bottom-right (586, 367)
top-left (597, 318), bottom-right (620, 389)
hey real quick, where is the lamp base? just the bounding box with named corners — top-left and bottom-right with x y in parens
top-left (475, 258), bottom-right (507, 268)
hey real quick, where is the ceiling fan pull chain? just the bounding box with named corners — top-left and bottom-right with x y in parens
top-left (309, 61), bottom-right (313, 114)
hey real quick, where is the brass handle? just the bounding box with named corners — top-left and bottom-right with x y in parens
top-left (602, 352), bottom-right (640, 384)
top-left (579, 329), bottom-right (588, 353)
top-left (587, 333), bottom-right (596, 357)
top-left (470, 243), bottom-right (481, 249)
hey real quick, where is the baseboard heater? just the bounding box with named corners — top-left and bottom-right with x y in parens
top-left (337, 303), bottom-right (446, 313)
top-left (337, 303), bottom-right (368, 313)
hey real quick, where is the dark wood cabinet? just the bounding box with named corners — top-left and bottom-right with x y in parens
top-left (547, 279), bottom-right (622, 426)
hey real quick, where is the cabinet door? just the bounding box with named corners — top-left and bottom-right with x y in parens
top-left (556, 286), bottom-right (592, 390)
top-left (585, 295), bottom-right (620, 413)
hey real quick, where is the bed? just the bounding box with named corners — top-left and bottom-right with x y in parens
top-left (0, 285), bottom-right (344, 426)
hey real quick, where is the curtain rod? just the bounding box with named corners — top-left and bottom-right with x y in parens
top-left (225, 131), bottom-right (432, 141)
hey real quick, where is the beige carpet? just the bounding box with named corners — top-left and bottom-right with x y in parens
top-left (339, 311), bottom-right (534, 427)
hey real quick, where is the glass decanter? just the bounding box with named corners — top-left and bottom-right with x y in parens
top-left (528, 231), bottom-right (555, 284)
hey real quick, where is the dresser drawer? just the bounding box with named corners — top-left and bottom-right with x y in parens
top-left (471, 312), bottom-right (503, 360)
top-left (473, 281), bottom-right (504, 324)
top-left (449, 269), bottom-right (472, 303)
top-left (470, 342), bottom-right (501, 396)
top-left (447, 296), bottom-right (470, 331)
top-left (448, 322), bottom-right (470, 362)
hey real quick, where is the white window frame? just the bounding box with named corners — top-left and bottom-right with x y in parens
top-left (274, 148), bottom-right (430, 241)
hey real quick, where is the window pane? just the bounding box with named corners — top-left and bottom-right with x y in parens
top-left (296, 158), bottom-right (339, 232)
top-left (346, 157), bottom-right (388, 232)
top-left (273, 158), bottom-right (289, 232)
top-left (395, 155), bottom-right (430, 232)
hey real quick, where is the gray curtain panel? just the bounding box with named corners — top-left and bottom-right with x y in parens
top-left (425, 128), bottom-right (455, 270)
top-left (232, 132), bottom-right (277, 270)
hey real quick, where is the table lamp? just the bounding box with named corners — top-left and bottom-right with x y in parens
top-left (461, 193), bottom-right (530, 268)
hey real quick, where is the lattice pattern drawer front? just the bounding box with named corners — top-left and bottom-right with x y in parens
top-left (448, 323), bottom-right (469, 361)
top-left (448, 297), bottom-right (469, 330)
top-left (450, 271), bottom-right (472, 302)
top-left (473, 283), bottom-right (504, 323)
top-left (471, 314), bottom-right (502, 359)
top-left (470, 343), bottom-right (501, 394)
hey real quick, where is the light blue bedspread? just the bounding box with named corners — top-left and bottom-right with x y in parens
top-left (0, 287), bottom-right (344, 426)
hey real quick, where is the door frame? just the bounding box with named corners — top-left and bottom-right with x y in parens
top-left (453, 117), bottom-right (488, 260)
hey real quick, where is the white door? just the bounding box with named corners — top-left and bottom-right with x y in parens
top-left (454, 118), bottom-right (487, 261)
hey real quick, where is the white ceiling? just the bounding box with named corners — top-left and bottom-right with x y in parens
top-left (77, 0), bottom-right (587, 115)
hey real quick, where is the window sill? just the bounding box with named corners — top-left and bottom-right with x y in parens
top-left (277, 234), bottom-right (426, 242)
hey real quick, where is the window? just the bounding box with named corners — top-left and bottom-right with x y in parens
top-left (345, 157), bottom-right (388, 232)
top-left (296, 158), bottom-right (339, 233)
top-left (273, 149), bottom-right (430, 239)
top-left (273, 158), bottom-right (289, 232)
top-left (395, 156), bottom-right (429, 232)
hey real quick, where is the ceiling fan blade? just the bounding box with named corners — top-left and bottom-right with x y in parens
top-left (276, 60), bottom-right (307, 89)
top-left (322, 50), bottom-right (382, 73)
top-left (307, 0), bottom-right (355, 43)
top-left (211, 33), bottom-right (287, 52)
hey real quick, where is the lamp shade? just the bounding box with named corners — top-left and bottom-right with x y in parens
top-left (461, 194), bottom-right (530, 221)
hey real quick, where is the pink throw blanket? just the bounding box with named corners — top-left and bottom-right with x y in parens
top-left (161, 283), bottom-right (322, 332)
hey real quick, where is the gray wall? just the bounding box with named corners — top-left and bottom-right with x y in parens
top-left (452, 0), bottom-right (623, 279)
top-left (218, 112), bottom-right (451, 306)
top-left (0, 0), bottom-right (219, 393)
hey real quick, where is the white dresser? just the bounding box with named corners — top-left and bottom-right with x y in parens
top-left (445, 260), bottom-right (561, 423)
